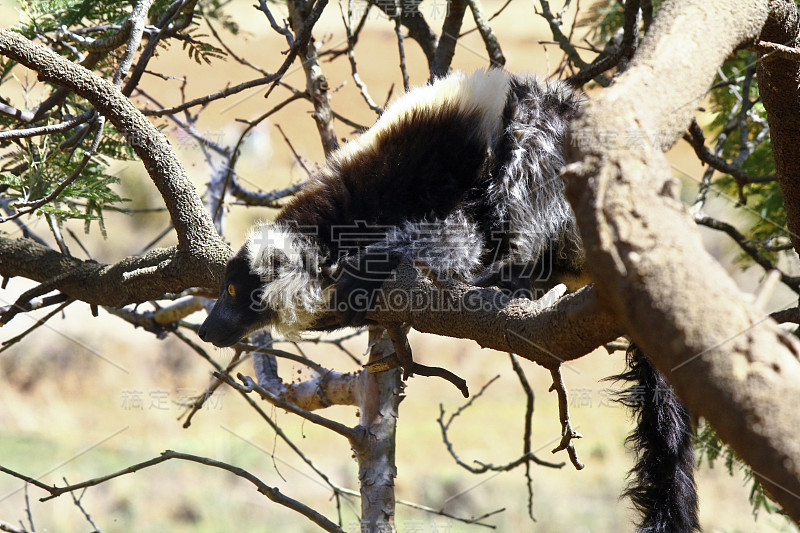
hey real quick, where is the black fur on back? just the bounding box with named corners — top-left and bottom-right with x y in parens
top-left (278, 105), bottom-right (491, 259)
top-left (612, 345), bottom-right (700, 532)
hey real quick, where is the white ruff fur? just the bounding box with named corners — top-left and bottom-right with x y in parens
top-left (489, 76), bottom-right (584, 265)
top-left (246, 222), bottom-right (326, 338)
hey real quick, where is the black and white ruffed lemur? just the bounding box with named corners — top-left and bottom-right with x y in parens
top-left (197, 69), bottom-right (699, 531)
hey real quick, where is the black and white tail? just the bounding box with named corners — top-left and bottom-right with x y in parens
top-left (614, 345), bottom-right (700, 532)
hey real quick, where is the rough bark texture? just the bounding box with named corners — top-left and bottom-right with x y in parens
top-left (353, 328), bottom-right (403, 533)
top-left (310, 260), bottom-right (623, 369)
top-left (563, 0), bottom-right (800, 520)
top-left (0, 30), bottom-right (230, 301)
top-left (288, 0), bottom-right (339, 156)
top-left (758, 2), bottom-right (800, 253)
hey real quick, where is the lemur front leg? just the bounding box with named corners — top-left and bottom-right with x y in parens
top-left (331, 250), bottom-right (403, 327)
top-left (334, 252), bottom-right (470, 397)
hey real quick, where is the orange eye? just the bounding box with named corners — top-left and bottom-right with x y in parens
top-left (227, 283), bottom-right (237, 298)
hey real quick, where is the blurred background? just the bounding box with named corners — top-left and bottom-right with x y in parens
top-left (1, 1), bottom-right (797, 531)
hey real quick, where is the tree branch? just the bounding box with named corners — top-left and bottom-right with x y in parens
top-left (563, 0), bottom-right (800, 520)
top-left (757, 1), bottom-right (800, 254)
top-left (25, 450), bottom-right (343, 532)
top-left (430, 0), bottom-right (467, 79)
top-left (339, 263), bottom-right (622, 369)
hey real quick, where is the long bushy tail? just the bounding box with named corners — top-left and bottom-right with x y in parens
top-left (613, 345), bottom-right (700, 532)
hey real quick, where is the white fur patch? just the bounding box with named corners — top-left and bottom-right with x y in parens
top-left (246, 222), bottom-right (326, 338)
top-left (488, 76), bottom-right (584, 266)
top-left (364, 211), bottom-right (485, 280)
top-left (333, 69), bottom-right (510, 165)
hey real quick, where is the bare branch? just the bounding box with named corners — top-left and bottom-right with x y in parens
top-left (438, 375), bottom-right (564, 475)
top-left (749, 38), bottom-right (800, 60)
top-left (287, 0), bottom-right (338, 155)
top-left (394, 3), bottom-right (410, 92)
top-left (694, 214), bottom-right (799, 291)
top-left (0, 521), bottom-right (30, 533)
top-left (340, 0), bottom-right (384, 115)
top-left (367, 0), bottom-right (437, 69)
top-left (548, 366), bottom-right (584, 469)
top-left (219, 372), bottom-right (363, 443)
top-left (28, 450), bottom-right (343, 532)
top-left (465, 0), bottom-right (505, 68)
top-left (684, 119), bottom-right (776, 185)
top-left (257, 0), bottom-right (295, 47)
top-left (430, 0), bottom-right (467, 79)
top-left (0, 109), bottom-right (93, 141)
top-left (565, 0), bottom-right (641, 86)
top-left (112, 0), bottom-right (155, 87)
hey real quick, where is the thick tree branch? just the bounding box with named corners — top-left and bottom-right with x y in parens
top-left (0, 30), bottom-right (217, 249)
top-left (0, 30), bottom-right (231, 306)
top-left (287, 0), bottom-right (338, 156)
top-left (430, 0), bottom-right (467, 79)
top-left (563, 0), bottom-right (800, 520)
top-left (757, 1), bottom-right (800, 253)
top-left (312, 262), bottom-right (623, 369)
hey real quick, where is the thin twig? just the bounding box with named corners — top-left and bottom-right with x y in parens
top-left (341, 0), bottom-right (383, 114)
top-left (65, 481), bottom-right (101, 532)
top-left (0, 301), bottom-right (72, 354)
top-left (0, 110), bottom-right (93, 141)
top-left (33, 450), bottom-right (344, 532)
top-left (2, 116), bottom-right (106, 222)
top-left (438, 376), bottom-right (563, 474)
top-left (548, 366), bottom-right (584, 470)
top-left (394, 1), bottom-right (410, 92)
top-left (142, 0), bottom-right (328, 117)
top-left (694, 214), bottom-right (800, 291)
top-left (684, 119), bottom-right (775, 185)
top-left (509, 353), bottom-right (536, 521)
top-left (465, 0), bottom-right (505, 67)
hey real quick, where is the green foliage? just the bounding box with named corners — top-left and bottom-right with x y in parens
top-left (695, 423), bottom-right (779, 519)
top-left (705, 50), bottom-right (785, 264)
top-left (579, 0), bottom-right (663, 45)
top-left (17, 0), bottom-right (134, 52)
top-left (181, 27), bottom-right (227, 65)
top-left (0, 119), bottom-right (126, 232)
top-left (1, 0), bottom-right (230, 230)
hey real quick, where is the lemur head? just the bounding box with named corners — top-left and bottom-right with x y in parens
top-left (198, 222), bottom-right (327, 346)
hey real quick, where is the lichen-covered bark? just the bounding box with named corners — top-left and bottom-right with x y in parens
top-left (563, 0), bottom-right (800, 521)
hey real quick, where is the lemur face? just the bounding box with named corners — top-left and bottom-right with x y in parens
top-left (199, 223), bottom-right (328, 345)
top-left (198, 247), bottom-right (276, 347)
